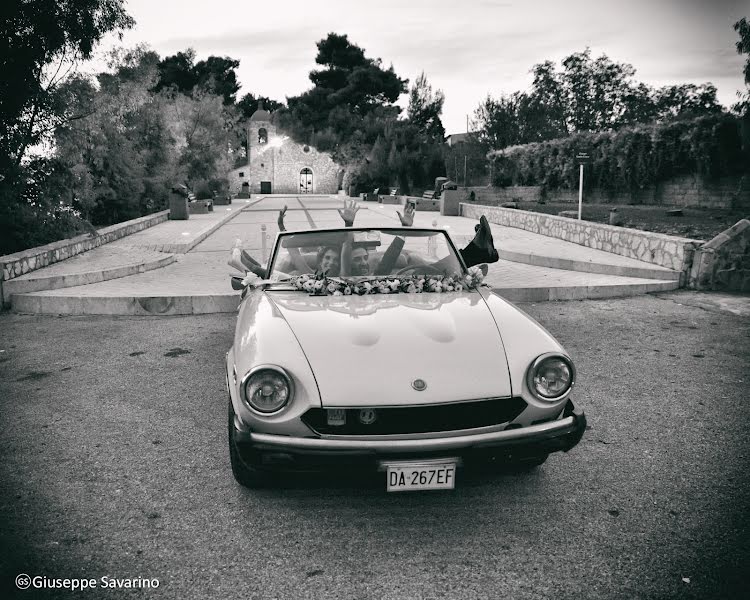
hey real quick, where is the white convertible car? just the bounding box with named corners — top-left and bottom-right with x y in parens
top-left (226, 226), bottom-right (586, 491)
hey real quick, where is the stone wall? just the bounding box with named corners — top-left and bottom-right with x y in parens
top-left (464, 175), bottom-right (749, 209)
top-left (228, 165), bottom-right (250, 195)
top-left (229, 118), bottom-right (343, 195)
top-left (689, 219), bottom-right (750, 292)
top-left (461, 203), bottom-right (702, 282)
top-left (0, 210), bottom-right (169, 287)
top-left (274, 143), bottom-right (340, 194)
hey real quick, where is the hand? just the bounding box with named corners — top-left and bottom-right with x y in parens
top-left (337, 199), bottom-right (360, 227)
top-left (397, 202), bottom-right (415, 226)
top-left (277, 205), bottom-right (288, 232)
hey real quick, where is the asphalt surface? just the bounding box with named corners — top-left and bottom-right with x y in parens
top-left (0, 291), bottom-right (748, 600)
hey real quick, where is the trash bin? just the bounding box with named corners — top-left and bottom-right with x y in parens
top-left (434, 177), bottom-right (449, 198)
top-left (609, 208), bottom-right (623, 226)
top-left (169, 189), bottom-right (189, 220)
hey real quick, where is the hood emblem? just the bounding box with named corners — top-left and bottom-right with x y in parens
top-left (412, 379), bottom-right (427, 391)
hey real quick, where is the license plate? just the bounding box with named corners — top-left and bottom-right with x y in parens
top-left (384, 460), bottom-right (457, 492)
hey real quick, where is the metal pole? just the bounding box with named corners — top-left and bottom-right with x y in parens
top-left (261, 224), bottom-right (268, 261)
top-left (578, 164), bottom-right (584, 220)
top-left (464, 155), bottom-right (467, 187)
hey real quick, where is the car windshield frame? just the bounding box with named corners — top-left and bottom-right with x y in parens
top-left (267, 226), bottom-right (467, 282)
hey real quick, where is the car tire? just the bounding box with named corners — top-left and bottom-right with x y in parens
top-left (228, 399), bottom-right (268, 488)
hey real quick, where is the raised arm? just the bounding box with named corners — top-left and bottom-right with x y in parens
top-left (277, 206), bottom-right (314, 273)
top-left (277, 205), bottom-right (288, 231)
top-left (396, 201), bottom-right (415, 226)
top-left (340, 232), bottom-right (354, 276)
top-left (337, 199), bottom-right (359, 227)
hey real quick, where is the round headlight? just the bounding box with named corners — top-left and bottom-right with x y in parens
top-left (242, 368), bottom-right (292, 414)
top-left (527, 354), bottom-right (575, 401)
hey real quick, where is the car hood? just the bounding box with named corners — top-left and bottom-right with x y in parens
top-left (266, 290), bottom-right (512, 407)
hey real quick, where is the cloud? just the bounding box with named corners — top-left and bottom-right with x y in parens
top-left (159, 25), bottom-right (319, 64)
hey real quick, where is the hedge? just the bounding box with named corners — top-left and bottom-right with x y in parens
top-left (490, 115), bottom-right (748, 192)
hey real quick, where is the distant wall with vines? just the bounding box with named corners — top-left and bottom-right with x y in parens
top-left (490, 115), bottom-right (748, 194)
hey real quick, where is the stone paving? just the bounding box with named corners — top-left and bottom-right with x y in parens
top-left (9, 195), bottom-right (682, 315)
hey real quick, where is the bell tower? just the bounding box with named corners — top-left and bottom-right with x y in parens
top-left (248, 100), bottom-right (276, 193)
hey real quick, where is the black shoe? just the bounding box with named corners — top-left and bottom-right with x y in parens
top-left (461, 216), bottom-right (498, 266)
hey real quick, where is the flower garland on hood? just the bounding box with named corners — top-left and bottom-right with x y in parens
top-left (239, 266), bottom-right (486, 296)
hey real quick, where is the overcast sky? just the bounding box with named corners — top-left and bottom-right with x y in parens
top-left (92, 0), bottom-right (748, 134)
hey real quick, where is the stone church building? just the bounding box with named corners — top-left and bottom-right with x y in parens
top-left (228, 102), bottom-right (343, 195)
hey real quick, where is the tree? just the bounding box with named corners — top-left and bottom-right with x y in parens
top-left (164, 89), bottom-right (236, 184)
top-left (560, 48), bottom-right (642, 132)
top-left (154, 50), bottom-right (241, 104)
top-left (153, 50), bottom-right (198, 96)
top-left (285, 33), bottom-right (408, 133)
top-left (473, 94), bottom-right (522, 149)
top-left (236, 93), bottom-right (285, 119)
top-left (519, 61), bottom-right (568, 142)
top-left (0, 0), bottom-right (134, 171)
top-left (52, 46), bottom-right (239, 227)
top-left (54, 47), bottom-right (161, 224)
top-left (653, 83), bottom-right (723, 121)
top-left (474, 48), bottom-right (729, 152)
top-left (0, 0), bottom-right (134, 255)
top-left (192, 56), bottom-right (240, 104)
top-left (733, 17), bottom-right (750, 116)
top-left (406, 72), bottom-right (445, 140)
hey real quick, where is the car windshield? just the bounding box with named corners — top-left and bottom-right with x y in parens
top-left (269, 228), bottom-right (464, 281)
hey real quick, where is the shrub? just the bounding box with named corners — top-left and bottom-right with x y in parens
top-left (491, 115), bottom-right (748, 191)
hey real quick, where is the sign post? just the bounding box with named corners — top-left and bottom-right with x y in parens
top-left (575, 151), bottom-right (592, 220)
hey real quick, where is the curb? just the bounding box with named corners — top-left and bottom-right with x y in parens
top-left (11, 279), bottom-right (680, 316)
top-left (2, 253), bottom-right (176, 303)
top-left (154, 207), bottom-right (248, 253)
top-left (492, 279), bottom-right (680, 302)
top-left (12, 293), bottom-right (241, 316)
top-left (496, 248), bottom-right (680, 281)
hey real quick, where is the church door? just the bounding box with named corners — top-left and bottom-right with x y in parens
top-left (299, 168), bottom-right (313, 193)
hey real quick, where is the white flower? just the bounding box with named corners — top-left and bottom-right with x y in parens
top-left (343, 286), bottom-right (352, 295)
top-left (467, 266), bottom-right (485, 286)
top-left (327, 282), bottom-right (337, 293)
top-left (241, 273), bottom-right (262, 287)
top-left (303, 280), bottom-right (315, 291)
top-left (332, 290), bottom-right (343, 296)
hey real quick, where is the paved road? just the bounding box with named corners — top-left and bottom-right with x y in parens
top-left (0, 293), bottom-right (748, 599)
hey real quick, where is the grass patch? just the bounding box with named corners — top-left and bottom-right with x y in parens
top-left (509, 202), bottom-right (748, 241)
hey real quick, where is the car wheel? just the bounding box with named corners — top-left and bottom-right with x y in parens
top-left (228, 399), bottom-right (268, 488)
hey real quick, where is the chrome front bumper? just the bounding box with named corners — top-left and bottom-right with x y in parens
top-left (234, 403), bottom-right (586, 455)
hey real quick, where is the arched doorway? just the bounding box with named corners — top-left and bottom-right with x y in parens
top-left (299, 168), bottom-right (313, 193)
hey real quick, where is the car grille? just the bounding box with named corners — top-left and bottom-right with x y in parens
top-left (302, 397), bottom-right (527, 436)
